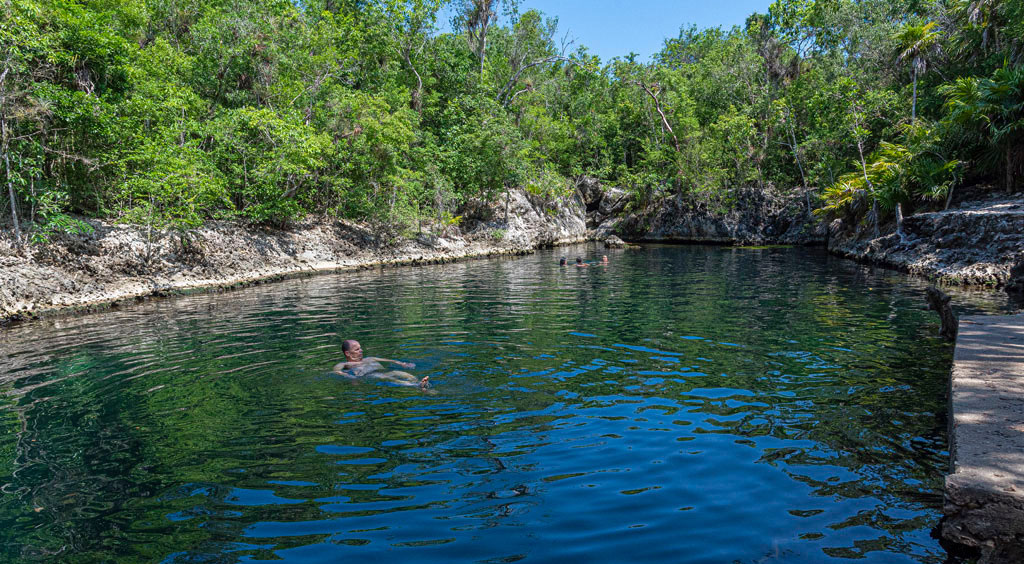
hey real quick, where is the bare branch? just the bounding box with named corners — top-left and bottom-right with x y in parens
top-left (498, 55), bottom-right (581, 106)
top-left (40, 145), bottom-right (102, 171)
top-left (506, 86), bottom-right (533, 105)
top-left (635, 81), bottom-right (681, 153)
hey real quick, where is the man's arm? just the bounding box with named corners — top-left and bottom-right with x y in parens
top-left (365, 356), bottom-right (415, 369)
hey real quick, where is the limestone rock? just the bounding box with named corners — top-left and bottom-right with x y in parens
top-left (829, 195), bottom-right (1024, 286)
top-left (0, 187), bottom-right (588, 323)
top-left (625, 186), bottom-right (824, 246)
top-left (604, 235), bottom-right (626, 248)
top-left (597, 186), bottom-right (630, 218)
top-left (576, 176), bottom-right (603, 204)
top-left (1006, 253), bottom-right (1024, 296)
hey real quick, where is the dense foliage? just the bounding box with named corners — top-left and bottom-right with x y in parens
top-left (1, 0), bottom-right (1022, 242)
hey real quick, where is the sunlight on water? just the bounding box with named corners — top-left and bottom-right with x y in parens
top-left (0, 244), bottom-right (1016, 563)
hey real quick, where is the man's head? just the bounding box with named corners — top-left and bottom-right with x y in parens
top-left (559, 257), bottom-right (567, 266)
top-left (576, 257), bottom-right (583, 264)
top-left (342, 339), bottom-right (363, 361)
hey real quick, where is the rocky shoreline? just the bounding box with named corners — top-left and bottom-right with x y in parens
top-left (826, 196), bottom-right (1024, 287)
top-left (0, 189), bottom-right (587, 325)
top-left (617, 186), bottom-right (826, 245)
top-left (586, 182), bottom-right (1022, 293)
top-left (3, 183), bottom-right (1021, 325)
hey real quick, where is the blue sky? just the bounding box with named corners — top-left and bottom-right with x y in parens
top-left (440, 0), bottom-right (774, 62)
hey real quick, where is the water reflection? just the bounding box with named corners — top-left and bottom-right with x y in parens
top-left (0, 244), bottom-right (1017, 563)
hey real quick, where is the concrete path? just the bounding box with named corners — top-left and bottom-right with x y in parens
top-left (943, 314), bottom-right (1024, 564)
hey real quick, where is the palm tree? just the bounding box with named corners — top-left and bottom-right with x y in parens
top-left (941, 64), bottom-right (1024, 192)
top-left (982, 65), bottom-right (1024, 192)
top-left (895, 22), bottom-right (943, 122)
top-left (954, 0), bottom-right (1002, 56)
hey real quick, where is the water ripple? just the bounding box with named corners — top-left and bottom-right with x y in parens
top-left (0, 244), bottom-right (1016, 563)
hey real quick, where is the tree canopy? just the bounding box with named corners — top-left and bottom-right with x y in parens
top-left (1, 0), bottom-right (1022, 243)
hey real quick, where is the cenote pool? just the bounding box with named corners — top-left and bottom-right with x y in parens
top-left (1, 244), bottom-right (1018, 563)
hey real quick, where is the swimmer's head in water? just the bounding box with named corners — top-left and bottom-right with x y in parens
top-left (559, 257), bottom-right (567, 266)
top-left (576, 257), bottom-right (583, 264)
top-left (342, 339), bottom-right (363, 361)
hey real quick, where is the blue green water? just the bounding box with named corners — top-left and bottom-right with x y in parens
top-left (0, 244), bottom-right (1016, 563)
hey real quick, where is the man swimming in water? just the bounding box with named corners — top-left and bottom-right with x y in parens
top-left (332, 340), bottom-right (429, 389)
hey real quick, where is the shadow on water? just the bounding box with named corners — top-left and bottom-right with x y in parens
top-left (0, 244), bottom-right (1017, 563)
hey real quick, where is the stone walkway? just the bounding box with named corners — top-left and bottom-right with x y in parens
top-left (943, 313), bottom-right (1024, 564)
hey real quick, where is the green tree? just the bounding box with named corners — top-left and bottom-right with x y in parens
top-left (895, 21), bottom-right (943, 122)
top-left (941, 63), bottom-right (1024, 192)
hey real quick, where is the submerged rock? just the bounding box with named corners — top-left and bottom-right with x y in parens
top-left (604, 235), bottom-right (627, 248)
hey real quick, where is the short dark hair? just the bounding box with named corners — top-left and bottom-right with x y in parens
top-left (576, 257), bottom-right (583, 263)
top-left (342, 339), bottom-right (359, 352)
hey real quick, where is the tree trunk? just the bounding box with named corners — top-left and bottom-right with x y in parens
top-left (785, 107), bottom-right (806, 187)
top-left (3, 150), bottom-right (20, 246)
top-left (404, 49), bottom-right (423, 114)
top-left (911, 66), bottom-right (918, 122)
top-left (145, 194), bottom-right (155, 265)
top-left (1007, 145), bottom-right (1014, 194)
top-left (504, 185), bottom-right (510, 224)
top-left (465, 0), bottom-right (493, 77)
top-left (389, 183), bottom-right (397, 222)
top-left (480, 31), bottom-right (486, 76)
top-left (872, 198), bottom-right (879, 239)
top-left (635, 81), bottom-right (680, 153)
top-left (853, 111), bottom-right (879, 238)
top-left (896, 202), bottom-right (908, 244)
top-left (2, 116), bottom-right (22, 246)
top-left (926, 286), bottom-right (958, 341)
top-left (858, 145), bottom-right (878, 238)
top-left (435, 183), bottom-right (442, 233)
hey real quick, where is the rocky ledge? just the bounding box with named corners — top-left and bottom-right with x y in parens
top-left (580, 183), bottom-right (826, 245)
top-left (3, 180), bottom-right (1021, 325)
top-left (582, 181), bottom-right (1022, 290)
top-left (0, 189), bottom-right (586, 325)
top-left (828, 196), bottom-right (1024, 288)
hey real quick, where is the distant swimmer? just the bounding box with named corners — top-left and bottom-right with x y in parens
top-left (332, 339), bottom-right (429, 389)
top-left (602, 255), bottom-right (608, 264)
top-left (560, 257), bottom-right (567, 266)
top-left (575, 257), bottom-right (589, 267)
